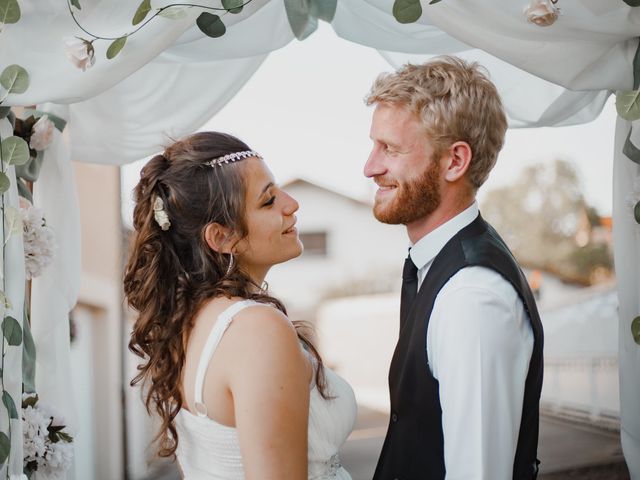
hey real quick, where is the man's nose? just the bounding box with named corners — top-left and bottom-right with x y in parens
top-left (364, 147), bottom-right (386, 178)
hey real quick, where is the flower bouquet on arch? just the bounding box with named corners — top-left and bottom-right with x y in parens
top-left (21, 394), bottom-right (74, 480)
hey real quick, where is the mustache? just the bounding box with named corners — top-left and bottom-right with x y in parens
top-left (373, 175), bottom-right (398, 187)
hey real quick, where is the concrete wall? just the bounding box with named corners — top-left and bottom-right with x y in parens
top-left (317, 283), bottom-right (620, 424)
top-left (71, 162), bottom-right (127, 479)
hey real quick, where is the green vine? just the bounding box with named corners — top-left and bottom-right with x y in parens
top-left (65, 0), bottom-right (258, 61)
top-left (64, 0), bottom-right (336, 62)
top-left (615, 39), bottom-right (640, 165)
top-left (0, 58), bottom-right (30, 475)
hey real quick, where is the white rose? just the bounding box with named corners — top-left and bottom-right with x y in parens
top-left (21, 204), bottom-right (57, 279)
top-left (63, 36), bottom-right (95, 71)
top-left (29, 115), bottom-right (55, 151)
top-left (524, 0), bottom-right (559, 27)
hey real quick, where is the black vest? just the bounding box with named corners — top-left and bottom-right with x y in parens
top-left (373, 214), bottom-right (543, 480)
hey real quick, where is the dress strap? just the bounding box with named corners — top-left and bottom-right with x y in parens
top-left (193, 299), bottom-right (268, 417)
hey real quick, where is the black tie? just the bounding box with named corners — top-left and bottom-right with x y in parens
top-left (400, 255), bottom-right (418, 327)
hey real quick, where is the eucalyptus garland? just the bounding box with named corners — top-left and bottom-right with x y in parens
top-left (63, 0), bottom-right (337, 63)
top-left (0, 63), bottom-right (30, 477)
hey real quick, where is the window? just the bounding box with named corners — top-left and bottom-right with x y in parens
top-left (299, 231), bottom-right (328, 256)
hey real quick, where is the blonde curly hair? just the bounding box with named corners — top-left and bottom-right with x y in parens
top-left (366, 56), bottom-right (508, 189)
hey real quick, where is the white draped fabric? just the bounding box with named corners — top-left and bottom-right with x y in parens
top-left (1, 0), bottom-right (639, 477)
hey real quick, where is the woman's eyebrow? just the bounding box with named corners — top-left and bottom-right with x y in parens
top-left (259, 182), bottom-right (274, 199)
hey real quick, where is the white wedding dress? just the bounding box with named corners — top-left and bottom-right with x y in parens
top-left (175, 300), bottom-right (357, 479)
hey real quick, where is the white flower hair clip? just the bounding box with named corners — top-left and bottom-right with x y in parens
top-left (204, 150), bottom-right (262, 167)
top-left (153, 196), bottom-right (171, 231)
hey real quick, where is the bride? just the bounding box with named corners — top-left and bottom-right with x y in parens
top-left (124, 131), bottom-right (356, 479)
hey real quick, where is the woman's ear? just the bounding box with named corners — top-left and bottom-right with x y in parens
top-left (204, 223), bottom-right (234, 253)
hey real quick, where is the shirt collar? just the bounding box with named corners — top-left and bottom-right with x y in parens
top-left (409, 201), bottom-right (479, 271)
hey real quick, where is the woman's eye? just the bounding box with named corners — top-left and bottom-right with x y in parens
top-left (263, 196), bottom-right (276, 207)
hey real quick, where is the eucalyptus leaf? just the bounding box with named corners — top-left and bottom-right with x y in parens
top-left (222, 0), bottom-right (243, 14)
top-left (157, 6), bottom-right (187, 19)
top-left (22, 305), bottom-right (36, 393)
top-left (0, 64), bottom-right (29, 95)
top-left (0, 0), bottom-right (20, 24)
top-left (393, 0), bottom-right (422, 24)
top-left (58, 431), bottom-right (74, 442)
top-left (616, 90), bottom-right (640, 121)
top-left (4, 206), bottom-right (22, 240)
top-left (196, 12), bottom-right (226, 38)
top-left (1, 136), bottom-right (30, 166)
top-left (2, 315), bottom-right (22, 346)
top-left (623, 127), bottom-right (640, 165)
top-left (309, 0), bottom-right (337, 22)
top-left (634, 201), bottom-right (640, 224)
top-left (17, 178), bottom-right (31, 202)
top-left (132, 0), bottom-right (151, 25)
top-left (22, 394), bottom-right (38, 409)
top-left (70, 0), bottom-right (81, 9)
top-left (284, 0), bottom-right (318, 40)
top-left (632, 316), bottom-right (640, 345)
top-left (15, 150), bottom-right (44, 183)
top-left (106, 36), bottom-right (127, 59)
top-left (0, 171), bottom-right (9, 194)
top-left (7, 110), bottom-right (15, 130)
top-left (0, 106), bottom-right (10, 119)
top-left (429, 0), bottom-right (442, 3)
top-left (0, 431), bottom-right (9, 464)
top-left (2, 391), bottom-right (17, 419)
top-left (623, 0), bottom-right (640, 6)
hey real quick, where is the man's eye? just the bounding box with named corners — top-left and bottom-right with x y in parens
top-left (263, 196), bottom-right (276, 207)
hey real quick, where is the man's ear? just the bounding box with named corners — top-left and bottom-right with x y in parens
top-left (204, 223), bottom-right (234, 254)
top-left (443, 141), bottom-right (472, 183)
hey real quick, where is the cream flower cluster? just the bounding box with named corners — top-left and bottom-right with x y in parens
top-left (524, 0), bottom-right (560, 27)
top-left (29, 115), bottom-right (56, 151)
top-left (22, 395), bottom-right (74, 480)
top-left (21, 202), bottom-right (56, 279)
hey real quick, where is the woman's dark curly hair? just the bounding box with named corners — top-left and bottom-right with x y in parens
top-left (124, 132), bottom-right (328, 458)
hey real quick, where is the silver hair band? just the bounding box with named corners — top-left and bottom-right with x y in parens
top-left (204, 150), bottom-right (262, 167)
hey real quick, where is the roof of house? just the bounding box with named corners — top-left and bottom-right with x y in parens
top-left (281, 177), bottom-right (372, 208)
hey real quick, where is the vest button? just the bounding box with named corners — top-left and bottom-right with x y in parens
top-left (392, 413), bottom-right (398, 422)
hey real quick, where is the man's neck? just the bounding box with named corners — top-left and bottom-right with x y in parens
top-left (406, 195), bottom-right (475, 245)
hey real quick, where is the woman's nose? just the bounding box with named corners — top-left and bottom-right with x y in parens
top-left (282, 191), bottom-right (299, 215)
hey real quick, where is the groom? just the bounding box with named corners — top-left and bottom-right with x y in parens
top-left (364, 57), bottom-right (543, 479)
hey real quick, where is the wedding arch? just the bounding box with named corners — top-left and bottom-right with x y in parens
top-left (0, 0), bottom-right (638, 478)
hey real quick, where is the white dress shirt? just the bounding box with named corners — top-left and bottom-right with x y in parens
top-left (409, 202), bottom-right (534, 480)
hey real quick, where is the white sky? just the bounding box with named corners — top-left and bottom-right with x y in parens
top-left (122, 22), bottom-right (616, 222)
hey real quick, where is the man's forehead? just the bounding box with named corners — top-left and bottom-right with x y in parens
top-left (371, 105), bottom-right (422, 137)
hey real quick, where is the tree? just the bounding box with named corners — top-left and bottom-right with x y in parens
top-left (482, 159), bottom-right (613, 285)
